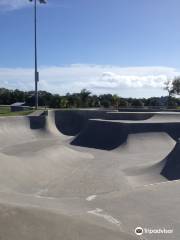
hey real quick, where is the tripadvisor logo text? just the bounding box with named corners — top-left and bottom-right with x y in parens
top-left (135, 226), bottom-right (173, 236)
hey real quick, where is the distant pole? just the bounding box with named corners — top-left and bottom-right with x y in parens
top-left (34, 0), bottom-right (38, 109)
top-left (29, 0), bottom-right (47, 109)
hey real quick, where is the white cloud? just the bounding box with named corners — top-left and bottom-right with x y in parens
top-left (0, 0), bottom-right (31, 10)
top-left (0, 0), bottom-right (64, 11)
top-left (0, 0), bottom-right (50, 11)
top-left (0, 64), bottom-right (179, 97)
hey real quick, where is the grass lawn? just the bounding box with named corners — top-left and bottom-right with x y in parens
top-left (0, 106), bottom-right (34, 116)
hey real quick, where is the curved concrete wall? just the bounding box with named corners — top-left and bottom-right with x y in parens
top-left (71, 120), bottom-right (128, 150)
top-left (105, 112), bottom-right (154, 120)
top-left (53, 110), bottom-right (155, 136)
top-left (161, 141), bottom-right (180, 180)
top-left (54, 110), bottom-right (107, 136)
top-left (71, 119), bottom-right (180, 150)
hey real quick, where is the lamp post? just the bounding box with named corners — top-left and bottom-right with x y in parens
top-left (29, 0), bottom-right (47, 109)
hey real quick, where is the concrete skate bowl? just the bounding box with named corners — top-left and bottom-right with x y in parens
top-left (1, 110), bottom-right (180, 239)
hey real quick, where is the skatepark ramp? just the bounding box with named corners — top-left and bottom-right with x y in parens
top-left (0, 111), bottom-right (68, 150)
top-left (53, 110), bottom-right (154, 136)
top-left (72, 113), bottom-right (180, 150)
top-left (54, 110), bottom-right (107, 136)
top-left (120, 132), bottom-right (175, 186)
top-left (161, 141), bottom-right (180, 180)
top-left (71, 119), bottom-right (128, 150)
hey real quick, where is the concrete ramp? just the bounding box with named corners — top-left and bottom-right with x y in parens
top-left (161, 141), bottom-right (180, 180)
top-left (147, 112), bottom-right (180, 122)
top-left (117, 133), bottom-right (175, 186)
top-left (46, 110), bottom-right (69, 138)
top-left (72, 115), bottom-right (180, 150)
top-left (117, 132), bottom-right (175, 156)
top-left (54, 110), bottom-right (107, 136)
top-left (71, 119), bottom-right (128, 150)
top-left (0, 112), bottom-right (70, 156)
top-left (0, 116), bottom-right (45, 149)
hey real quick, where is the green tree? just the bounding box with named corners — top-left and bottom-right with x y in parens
top-left (49, 94), bottom-right (61, 108)
top-left (164, 80), bottom-right (173, 96)
top-left (164, 79), bottom-right (174, 107)
top-left (145, 97), bottom-right (160, 107)
top-left (131, 99), bottom-right (144, 107)
top-left (171, 77), bottom-right (180, 95)
top-left (112, 94), bottom-right (120, 109)
top-left (79, 89), bottom-right (91, 107)
top-left (60, 97), bottom-right (69, 108)
top-left (119, 98), bottom-right (128, 107)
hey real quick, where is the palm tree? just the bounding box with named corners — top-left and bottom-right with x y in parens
top-left (164, 79), bottom-right (173, 107)
top-left (79, 89), bottom-right (91, 107)
top-left (112, 94), bottom-right (119, 110)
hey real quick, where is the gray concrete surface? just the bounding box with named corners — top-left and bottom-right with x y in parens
top-left (0, 110), bottom-right (180, 239)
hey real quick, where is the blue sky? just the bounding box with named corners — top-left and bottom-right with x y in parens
top-left (0, 0), bottom-right (180, 97)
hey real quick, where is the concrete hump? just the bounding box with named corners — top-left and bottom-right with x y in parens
top-left (161, 141), bottom-right (180, 180)
top-left (71, 119), bottom-right (128, 150)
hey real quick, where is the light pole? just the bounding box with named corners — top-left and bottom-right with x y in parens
top-left (29, 0), bottom-right (47, 109)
